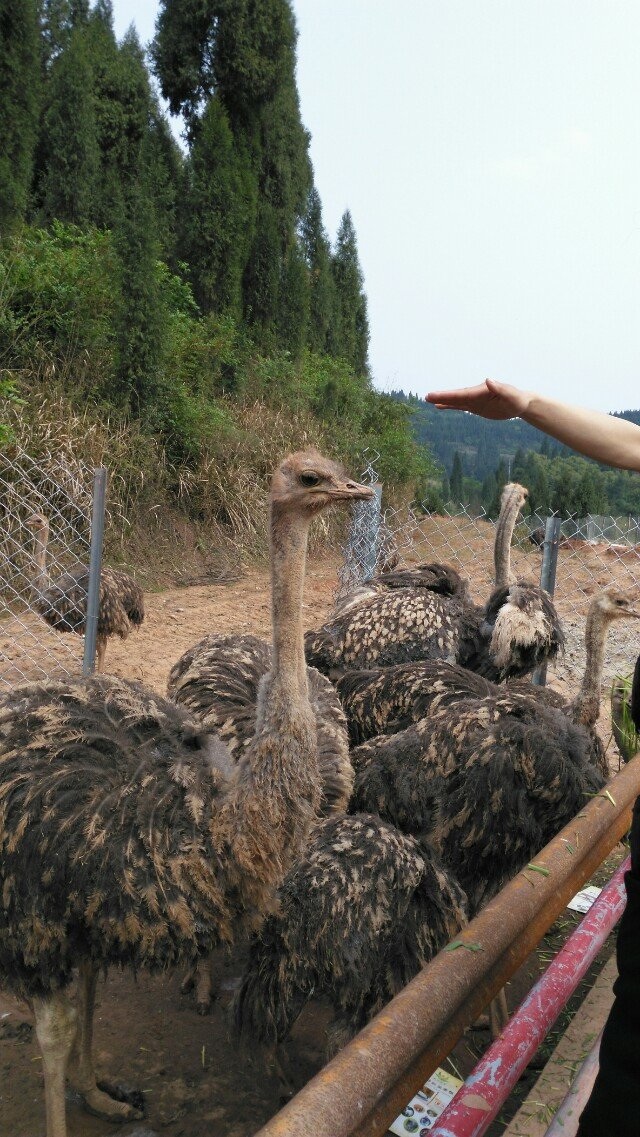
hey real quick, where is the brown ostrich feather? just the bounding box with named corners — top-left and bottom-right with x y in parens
top-left (168, 632), bottom-right (352, 816)
top-left (234, 813), bottom-right (468, 1054)
top-left (349, 689), bottom-right (606, 915)
top-left (0, 676), bottom-right (237, 996)
top-left (33, 564), bottom-right (144, 639)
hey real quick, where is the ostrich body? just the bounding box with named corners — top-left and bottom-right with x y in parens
top-left (234, 813), bottom-right (468, 1061)
top-left (26, 512), bottom-right (144, 671)
top-left (349, 587), bottom-right (640, 911)
top-left (305, 484), bottom-right (563, 681)
top-left (1, 452), bottom-right (372, 1137)
top-left (167, 630), bottom-right (352, 1012)
top-left (331, 560), bottom-right (471, 618)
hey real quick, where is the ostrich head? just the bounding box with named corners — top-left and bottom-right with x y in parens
top-left (25, 512), bottom-right (50, 538)
top-left (270, 450), bottom-right (374, 516)
top-left (572, 585), bottom-right (640, 727)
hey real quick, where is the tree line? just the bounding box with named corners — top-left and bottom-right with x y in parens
top-left (1, 0), bottom-right (435, 520)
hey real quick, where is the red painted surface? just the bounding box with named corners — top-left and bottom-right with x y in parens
top-left (428, 857), bottom-right (629, 1137)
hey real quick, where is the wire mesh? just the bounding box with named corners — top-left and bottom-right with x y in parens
top-left (0, 443), bottom-right (95, 687)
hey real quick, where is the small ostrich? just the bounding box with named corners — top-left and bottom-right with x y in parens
top-left (234, 812), bottom-right (468, 1071)
top-left (305, 483), bottom-right (563, 682)
top-left (167, 631), bottom-right (352, 1011)
top-left (0, 451), bottom-right (371, 1137)
top-left (25, 512), bottom-right (144, 671)
top-left (349, 586), bottom-right (640, 914)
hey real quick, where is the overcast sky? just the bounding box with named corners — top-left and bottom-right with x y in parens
top-left (112, 1), bottom-right (640, 413)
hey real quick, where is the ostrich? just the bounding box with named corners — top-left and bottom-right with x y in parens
top-left (25, 512), bottom-right (144, 671)
top-left (167, 631), bottom-right (352, 1011)
top-left (234, 812), bottom-right (468, 1073)
top-left (305, 483), bottom-right (564, 682)
top-left (341, 587), bottom-right (639, 768)
top-left (331, 560), bottom-right (471, 618)
top-left (0, 451), bottom-right (372, 1137)
top-left (348, 586), bottom-right (640, 913)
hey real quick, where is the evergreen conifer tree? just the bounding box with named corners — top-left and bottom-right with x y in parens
top-left (449, 451), bottom-right (464, 504)
top-left (180, 96), bottom-right (257, 316)
top-left (36, 26), bottom-right (100, 224)
top-left (331, 210), bottom-right (370, 375)
top-left (0, 0), bottom-right (42, 231)
top-left (112, 179), bottom-right (165, 418)
top-left (301, 185), bottom-right (337, 354)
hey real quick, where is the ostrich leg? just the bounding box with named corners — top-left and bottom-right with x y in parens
top-left (32, 989), bottom-right (78, 1137)
top-left (67, 959), bottom-right (144, 1123)
top-left (95, 633), bottom-right (107, 673)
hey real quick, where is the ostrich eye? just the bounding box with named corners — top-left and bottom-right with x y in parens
top-left (299, 472), bottom-right (321, 487)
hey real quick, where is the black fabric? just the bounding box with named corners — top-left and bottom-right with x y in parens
top-left (577, 795), bottom-right (640, 1136)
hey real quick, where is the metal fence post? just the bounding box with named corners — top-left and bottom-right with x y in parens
top-left (532, 513), bottom-right (561, 687)
top-left (358, 483), bottom-right (382, 581)
top-left (82, 468), bottom-right (107, 676)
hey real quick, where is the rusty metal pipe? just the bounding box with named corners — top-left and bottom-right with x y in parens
top-left (255, 755), bottom-right (640, 1137)
top-left (429, 857), bottom-right (629, 1136)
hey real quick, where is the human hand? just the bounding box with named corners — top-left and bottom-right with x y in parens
top-left (426, 378), bottom-right (532, 420)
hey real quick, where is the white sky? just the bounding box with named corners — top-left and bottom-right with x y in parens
top-left (112, 1), bottom-right (640, 413)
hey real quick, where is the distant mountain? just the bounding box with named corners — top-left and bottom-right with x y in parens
top-left (391, 391), bottom-right (640, 481)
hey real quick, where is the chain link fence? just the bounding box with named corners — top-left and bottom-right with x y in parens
top-left (338, 454), bottom-right (640, 705)
top-left (0, 443), bottom-right (97, 687)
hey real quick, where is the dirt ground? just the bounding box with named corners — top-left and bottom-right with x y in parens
top-left (0, 530), bottom-right (638, 1137)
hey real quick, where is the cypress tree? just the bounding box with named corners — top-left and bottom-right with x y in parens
top-left (153, 0), bottom-right (312, 348)
top-left (275, 238), bottom-right (309, 357)
top-left (112, 179), bottom-right (164, 418)
top-left (449, 451), bottom-right (464, 504)
top-left (301, 185), bottom-right (337, 354)
top-left (0, 0), bottom-right (42, 232)
top-left (331, 210), bottom-right (370, 376)
top-left (180, 96), bottom-right (257, 316)
top-left (36, 27), bottom-right (100, 224)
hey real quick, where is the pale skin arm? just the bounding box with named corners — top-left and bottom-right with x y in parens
top-left (426, 379), bottom-right (640, 473)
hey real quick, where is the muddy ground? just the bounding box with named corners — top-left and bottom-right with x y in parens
top-left (0, 528), bottom-right (638, 1137)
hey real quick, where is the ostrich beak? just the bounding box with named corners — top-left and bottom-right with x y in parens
top-left (327, 478), bottom-right (375, 503)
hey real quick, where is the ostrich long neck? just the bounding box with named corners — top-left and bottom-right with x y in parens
top-left (30, 527), bottom-right (50, 595)
top-left (571, 607), bottom-right (608, 727)
top-left (268, 502), bottom-right (310, 700)
top-left (220, 497), bottom-right (320, 902)
top-left (494, 487), bottom-right (524, 589)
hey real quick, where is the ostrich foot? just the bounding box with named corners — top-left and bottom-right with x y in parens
top-left (82, 1080), bottom-right (144, 1121)
top-left (181, 958), bottom-right (214, 1015)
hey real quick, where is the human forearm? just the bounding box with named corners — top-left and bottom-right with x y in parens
top-left (427, 379), bottom-right (640, 472)
top-left (521, 394), bottom-right (640, 471)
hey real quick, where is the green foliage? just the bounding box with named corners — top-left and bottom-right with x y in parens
top-left (0, 222), bottom-right (117, 372)
top-left (0, 0), bottom-right (42, 231)
top-left (180, 97), bottom-right (257, 315)
top-left (301, 185), bottom-right (337, 354)
top-left (35, 26), bottom-right (100, 224)
top-left (331, 210), bottom-right (370, 376)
